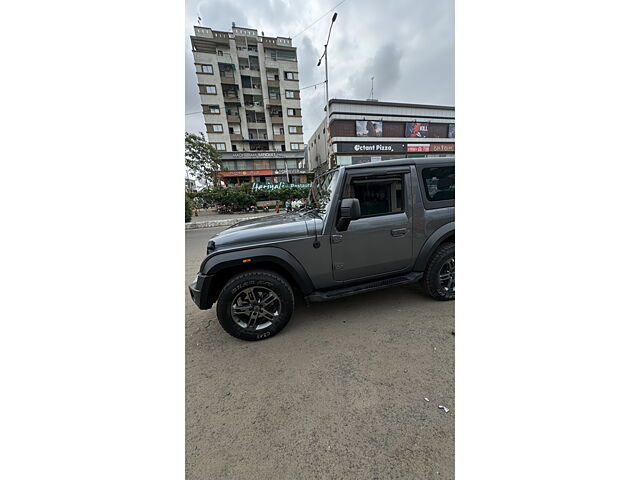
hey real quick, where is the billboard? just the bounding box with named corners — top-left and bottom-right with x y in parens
top-left (448, 123), bottom-right (455, 138)
top-left (405, 122), bottom-right (430, 138)
top-left (356, 120), bottom-right (383, 137)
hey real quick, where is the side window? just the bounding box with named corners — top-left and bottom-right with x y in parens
top-left (422, 166), bottom-right (454, 202)
top-left (345, 176), bottom-right (404, 217)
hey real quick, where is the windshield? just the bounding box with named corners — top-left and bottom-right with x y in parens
top-left (308, 169), bottom-right (339, 220)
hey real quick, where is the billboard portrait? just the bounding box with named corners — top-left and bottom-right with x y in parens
top-left (405, 122), bottom-right (430, 138)
top-left (356, 120), bottom-right (383, 137)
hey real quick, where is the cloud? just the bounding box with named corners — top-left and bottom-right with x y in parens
top-left (347, 43), bottom-right (403, 100)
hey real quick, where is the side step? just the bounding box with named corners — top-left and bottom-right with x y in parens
top-left (306, 272), bottom-right (423, 303)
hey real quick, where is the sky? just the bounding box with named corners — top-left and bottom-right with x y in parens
top-left (185, 0), bottom-right (454, 144)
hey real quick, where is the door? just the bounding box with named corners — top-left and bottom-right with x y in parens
top-left (330, 171), bottom-right (413, 282)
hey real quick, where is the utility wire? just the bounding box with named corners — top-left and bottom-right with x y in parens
top-left (300, 80), bottom-right (327, 90)
top-left (291, 0), bottom-right (347, 39)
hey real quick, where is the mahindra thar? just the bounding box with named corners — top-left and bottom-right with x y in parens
top-left (189, 157), bottom-right (454, 341)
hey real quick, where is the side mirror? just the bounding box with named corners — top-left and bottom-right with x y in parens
top-left (336, 198), bottom-right (361, 231)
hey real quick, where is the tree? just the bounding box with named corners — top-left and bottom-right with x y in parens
top-left (185, 193), bottom-right (193, 222)
top-left (185, 132), bottom-right (222, 189)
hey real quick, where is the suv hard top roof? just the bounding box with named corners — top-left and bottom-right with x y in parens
top-left (343, 156), bottom-right (454, 170)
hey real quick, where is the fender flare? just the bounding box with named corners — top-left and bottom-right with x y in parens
top-left (200, 246), bottom-right (315, 305)
top-left (413, 222), bottom-right (455, 272)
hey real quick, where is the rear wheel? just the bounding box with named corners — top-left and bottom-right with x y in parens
top-left (423, 243), bottom-right (455, 300)
top-left (216, 270), bottom-right (294, 341)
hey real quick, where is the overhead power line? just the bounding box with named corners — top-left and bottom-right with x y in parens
top-left (300, 80), bottom-right (327, 91)
top-left (291, 0), bottom-right (347, 39)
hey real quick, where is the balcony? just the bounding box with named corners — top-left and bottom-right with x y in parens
top-left (220, 76), bottom-right (237, 85)
top-left (267, 79), bottom-right (280, 88)
top-left (267, 98), bottom-right (281, 106)
top-left (242, 87), bottom-right (262, 95)
top-left (270, 115), bottom-right (284, 124)
top-left (229, 133), bottom-right (243, 141)
top-left (273, 135), bottom-right (285, 141)
top-left (226, 113), bottom-right (241, 122)
top-left (244, 103), bottom-right (264, 111)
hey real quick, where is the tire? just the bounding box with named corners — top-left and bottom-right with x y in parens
top-left (215, 270), bottom-right (295, 341)
top-left (423, 243), bottom-right (455, 301)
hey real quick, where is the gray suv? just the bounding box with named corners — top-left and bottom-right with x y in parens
top-left (189, 157), bottom-right (454, 341)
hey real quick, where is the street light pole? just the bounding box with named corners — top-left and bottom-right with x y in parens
top-left (318, 12), bottom-right (337, 168)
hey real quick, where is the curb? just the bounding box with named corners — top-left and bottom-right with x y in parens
top-left (185, 215), bottom-right (263, 230)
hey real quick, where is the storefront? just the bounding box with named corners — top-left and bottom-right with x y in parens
top-left (334, 141), bottom-right (455, 166)
top-left (218, 151), bottom-right (308, 185)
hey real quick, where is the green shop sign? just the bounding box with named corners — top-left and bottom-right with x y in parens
top-left (252, 182), bottom-right (311, 191)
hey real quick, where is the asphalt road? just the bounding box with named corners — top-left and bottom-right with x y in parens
top-left (186, 227), bottom-right (455, 480)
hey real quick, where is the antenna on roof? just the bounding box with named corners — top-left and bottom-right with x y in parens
top-left (369, 76), bottom-right (375, 100)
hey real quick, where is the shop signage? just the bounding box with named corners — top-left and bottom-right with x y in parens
top-left (252, 182), bottom-right (311, 191)
top-left (274, 168), bottom-right (306, 175)
top-left (219, 169), bottom-right (273, 177)
top-left (221, 151), bottom-right (304, 160)
top-left (407, 144), bottom-right (431, 153)
top-left (336, 142), bottom-right (406, 154)
top-left (431, 143), bottom-right (455, 152)
top-left (405, 122), bottom-right (430, 138)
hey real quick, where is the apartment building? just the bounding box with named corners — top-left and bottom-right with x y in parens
top-left (308, 99), bottom-right (455, 171)
top-left (190, 23), bottom-right (309, 185)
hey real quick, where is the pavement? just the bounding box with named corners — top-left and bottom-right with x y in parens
top-left (186, 227), bottom-right (455, 480)
top-left (186, 209), bottom-right (276, 229)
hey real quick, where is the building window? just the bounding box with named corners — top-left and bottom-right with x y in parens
top-left (214, 143), bottom-right (226, 151)
top-left (287, 108), bottom-right (297, 116)
top-left (217, 50), bottom-right (224, 56)
top-left (285, 90), bottom-right (295, 99)
top-left (291, 143), bottom-right (303, 150)
top-left (205, 85), bottom-right (216, 94)
top-left (288, 125), bottom-right (301, 134)
top-left (206, 105), bottom-right (220, 114)
top-left (212, 124), bottom-right (223, 133)
top-left (284, 72), bottom-right (298, 80)
top-left (201, 64), bottom-right (213, 74)
top-left (232, 145), bottom-right (237, 151)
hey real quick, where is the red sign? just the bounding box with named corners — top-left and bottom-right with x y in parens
top-left (218, 169), bottom-right (273, 177)
top-left (407, 144), bottom-right (431, 153)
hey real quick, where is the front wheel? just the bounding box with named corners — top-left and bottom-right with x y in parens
top-left (423, 243), bottom-right (455, 301)
top-left (216, 270), bottom-right (295, 341)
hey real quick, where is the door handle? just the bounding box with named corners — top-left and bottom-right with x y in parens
top-left (391, 228), bottom-right (407, 237)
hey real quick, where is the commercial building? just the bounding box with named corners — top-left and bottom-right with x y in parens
top-left (190, 23), bottom-right (309, 185)
top-left (307, 99), bottom-right (455, 170)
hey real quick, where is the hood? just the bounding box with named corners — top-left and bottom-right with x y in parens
top-left (211, 212), bottom-right (321, 250)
